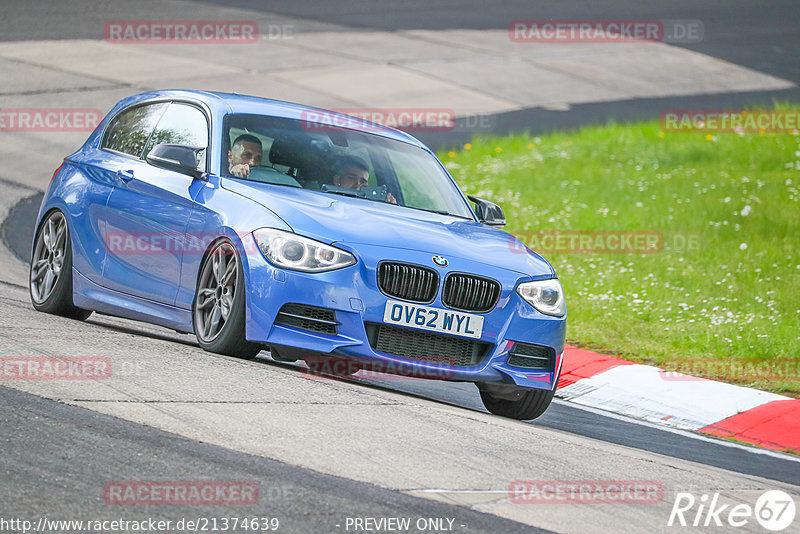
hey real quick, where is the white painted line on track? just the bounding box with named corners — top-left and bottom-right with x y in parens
top-left (412, 494), bottom-right (506, 498)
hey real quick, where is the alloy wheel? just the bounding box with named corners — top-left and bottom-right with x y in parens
top-left (30, 211), bottom-right (68, 304)
top-left (195, 242), bottom-right (238, 342)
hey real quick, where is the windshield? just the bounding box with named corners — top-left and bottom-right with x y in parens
top-left (221, 113), bottom-right (474, 219)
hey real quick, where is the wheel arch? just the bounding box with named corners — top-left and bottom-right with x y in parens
top-left (31, 205), bottom-right (69, 260)
top-left (192, 228), bottom-right (256, 294)
top-left (191, 229), bottom-right (259, 340)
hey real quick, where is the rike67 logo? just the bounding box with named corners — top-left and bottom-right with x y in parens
top-left (668, 490), bottom-right (796, 531)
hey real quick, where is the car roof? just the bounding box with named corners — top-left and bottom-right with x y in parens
top-left (122, 89), bottom-right (427, 149)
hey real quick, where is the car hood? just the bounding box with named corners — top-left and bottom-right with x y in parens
top-left (223, 180), bottom-right (554, 276)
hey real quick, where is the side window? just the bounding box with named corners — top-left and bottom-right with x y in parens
top-left (102, 103), bottom-right (167, 157)
top-left (143, 103), bottom-right (209, 171)
top-left (227, 127), bottom-right (271, 176)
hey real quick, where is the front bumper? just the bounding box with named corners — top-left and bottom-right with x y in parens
top-left (240, 237), bottom-right (566, 391)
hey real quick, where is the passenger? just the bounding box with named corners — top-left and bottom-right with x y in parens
top-left (331, 156), bottom-right (397, 204)
top-left (228, 134), bottom-right (262, 178)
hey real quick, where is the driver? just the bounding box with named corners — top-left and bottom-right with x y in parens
top-left (331, 156), bottom-right (396, 204)
top-left (228, 134), bottom-right (262, 178)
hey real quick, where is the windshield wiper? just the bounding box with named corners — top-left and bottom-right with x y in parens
top-left (319, 185), bottom-right (385, 203)
top-left (415, 207), bottom-right (472, 219)
top-left (321, 188), bottom-right (362, 198)
top-left (320, 184), bottom-right (366, 197)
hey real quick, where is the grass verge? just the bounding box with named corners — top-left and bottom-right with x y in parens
top-left (438, 113), bottom-right (800, 396)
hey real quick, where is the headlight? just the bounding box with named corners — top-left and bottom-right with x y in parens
top-left (517, 279), bottom-right (565, 316)
top-left (253, 228), bottom-right (356, 272)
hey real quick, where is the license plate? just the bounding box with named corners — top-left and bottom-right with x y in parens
top-left (383, 299), bottom-right (484, 339)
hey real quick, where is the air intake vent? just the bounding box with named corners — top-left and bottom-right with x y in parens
top-left (506, 342), bottom-right (555, 371)
top-left (377, 262), bottom-right (439, 303)
top-left (365, 323), bottom-right (491, 368)
top-left (442, 273), bottom-right (501, 313)
top-left (275, 304), bottom-right (338, 335)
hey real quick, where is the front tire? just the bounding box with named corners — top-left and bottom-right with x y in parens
top-left (29, 210), bottom-right (92, 320)
top-left (478, 384), bottom-right (555, 420)
top-left (193, 240), bottom-right (262, 360)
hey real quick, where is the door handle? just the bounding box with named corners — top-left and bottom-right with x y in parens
top-left (116, 169), bottom-right (134, 182)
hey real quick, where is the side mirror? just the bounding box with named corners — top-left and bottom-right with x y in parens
top-left (468, 195), bottom-right (506, 227)
top-left (146, 144), bottom-right (206, 179)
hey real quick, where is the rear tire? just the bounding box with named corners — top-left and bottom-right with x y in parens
top-left (29, 210), bottom-right (92, 321)
top-left (478, 385), bottom-right (555, 420)
top-left (193, 239), bottom-right (262, 360)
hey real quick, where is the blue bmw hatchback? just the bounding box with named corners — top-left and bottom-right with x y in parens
top-left (30, 90), bottom-right (566, 419)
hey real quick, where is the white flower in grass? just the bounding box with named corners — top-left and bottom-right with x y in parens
top-left (740, 205), bottom-right (752, 216)
top-left (739, 243), bottom-right (748, 250)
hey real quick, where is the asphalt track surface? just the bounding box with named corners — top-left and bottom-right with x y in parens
top-left (197, 0), bottom-right (800, 149)
top-left (4, 0), bottom-right (798, 82)
top-left (2, 2), bottom-right (800, 533)
top-left (0, 384), bottom-right (550, 533)
top-left (1, 0), bottom-right (799, 150)
top-left (2, 196), bottom-right (800, 490)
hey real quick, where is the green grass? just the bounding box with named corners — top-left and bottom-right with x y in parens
top-left (437, 113), bottom-right (800, 396)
